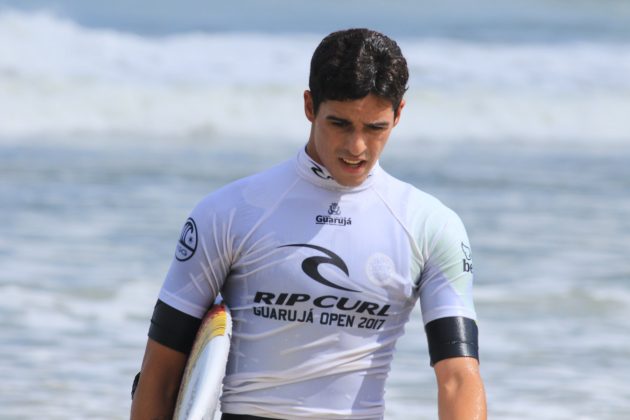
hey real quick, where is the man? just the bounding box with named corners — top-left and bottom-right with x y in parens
top-left (131, 28), bottom-right (486, 420)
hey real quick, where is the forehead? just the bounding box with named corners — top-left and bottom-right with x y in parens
top-left (319, 94), bottom-right (395, 121)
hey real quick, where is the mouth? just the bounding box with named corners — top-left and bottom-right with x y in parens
top-left (340, 157), bottom-right (366, 169)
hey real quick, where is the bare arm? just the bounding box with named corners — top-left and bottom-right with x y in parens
top-left (434, 357), bottom-right (487, 420)
top-left (130, 338), bottom-right (188, 420)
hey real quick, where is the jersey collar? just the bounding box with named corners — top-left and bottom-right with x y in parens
top-left (295, 147), bottom-right (379, 192)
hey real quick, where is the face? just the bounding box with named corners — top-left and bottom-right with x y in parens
top-left (304, 91), bottom-right (405, 187)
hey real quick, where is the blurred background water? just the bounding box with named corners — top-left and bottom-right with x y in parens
top-left (1, 1), bottom-right (629, 419)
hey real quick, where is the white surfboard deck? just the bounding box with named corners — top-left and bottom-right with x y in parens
top-left (173, 301), bottom-right (232, 420)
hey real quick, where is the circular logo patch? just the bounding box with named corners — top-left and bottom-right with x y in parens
top-left (176, 218), bottom-right (198, 261)
top-left (366, 253), bottom-right (412, 298)
top-left (366, 253), bottom-right (396, 287)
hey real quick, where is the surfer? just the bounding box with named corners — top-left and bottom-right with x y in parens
top-left (131, 28), bottom-right (486, 420)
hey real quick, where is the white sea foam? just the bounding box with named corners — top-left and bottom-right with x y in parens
top-left (1, 11), bottom-right (629, 145)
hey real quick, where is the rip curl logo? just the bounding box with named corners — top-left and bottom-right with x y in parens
top-left (316, 202), bottom-right (351, 226)
top-left (462, 242), bottom-right (473, 273)
top-left (279, 244), bottom-right (360, 292)
top-left (176, 218), bottom-right (198, 261)
top-left (253, 244), bottom-right (391, 328)
top-left (309, 160), bottom-right (333, 180)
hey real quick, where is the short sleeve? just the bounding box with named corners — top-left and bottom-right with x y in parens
top-left (417, 209), bottom-right (477, 325)
top-left (157, 195), bottom-right (234, 319)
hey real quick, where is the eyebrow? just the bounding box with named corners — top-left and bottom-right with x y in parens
top-left (326, 116), bottom-right (351, 125)
top-left (325, 115), bottom-right (390, 128)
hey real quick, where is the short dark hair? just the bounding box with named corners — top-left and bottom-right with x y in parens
top-left (309, 28), bottom-right (409, 115)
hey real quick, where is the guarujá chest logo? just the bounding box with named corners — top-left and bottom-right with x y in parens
top-left (315, 202), bottom-right (351, 226)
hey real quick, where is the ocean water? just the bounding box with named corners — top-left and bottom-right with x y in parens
top-left (1, 2), bottom-right (629, 419)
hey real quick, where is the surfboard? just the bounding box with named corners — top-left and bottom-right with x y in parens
top-left (173, 301), bottom-right (232, 420)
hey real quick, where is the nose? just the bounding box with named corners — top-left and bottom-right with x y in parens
top-left (344, 131), bottom-right (367, 157)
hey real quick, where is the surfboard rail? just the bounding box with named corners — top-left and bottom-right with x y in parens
top-left (173, 301), bottom-right (232, 420)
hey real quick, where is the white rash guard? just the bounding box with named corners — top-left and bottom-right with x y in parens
top-left (158, 147), bottom-right (477, 419)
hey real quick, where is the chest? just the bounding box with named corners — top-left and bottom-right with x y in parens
top-left (224, 192), bottom-right (417, 315)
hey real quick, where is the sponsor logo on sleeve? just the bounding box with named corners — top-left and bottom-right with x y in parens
top-left (175, 218), bottom-right (198, 261)
top-left (462, 242), bottom-right (473, 273)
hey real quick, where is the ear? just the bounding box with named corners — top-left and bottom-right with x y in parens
top-left (304, 90), bottom-right (316, 122)
top-left (393, 99), bottom-right (405, 127)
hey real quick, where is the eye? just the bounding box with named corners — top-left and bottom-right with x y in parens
top-left (366, 124), bottom-right (387, 132)
top-left (331, 120), bottom-right (350, 128)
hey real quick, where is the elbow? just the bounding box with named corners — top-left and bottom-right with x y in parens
top-left (437, 357), bottom-right (483, 395)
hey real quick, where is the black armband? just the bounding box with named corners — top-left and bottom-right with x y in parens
top-left (148, 299), bottom-right (202, 355)
top-left (425, 316), bottom-right (479, 366)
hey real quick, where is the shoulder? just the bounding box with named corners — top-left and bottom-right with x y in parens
top-left (190, 157), bottom-right (297, 217)
top-left (375, 168), bottom-right (458, 223)
top-left (373, 168), bottom-right (469, 255)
